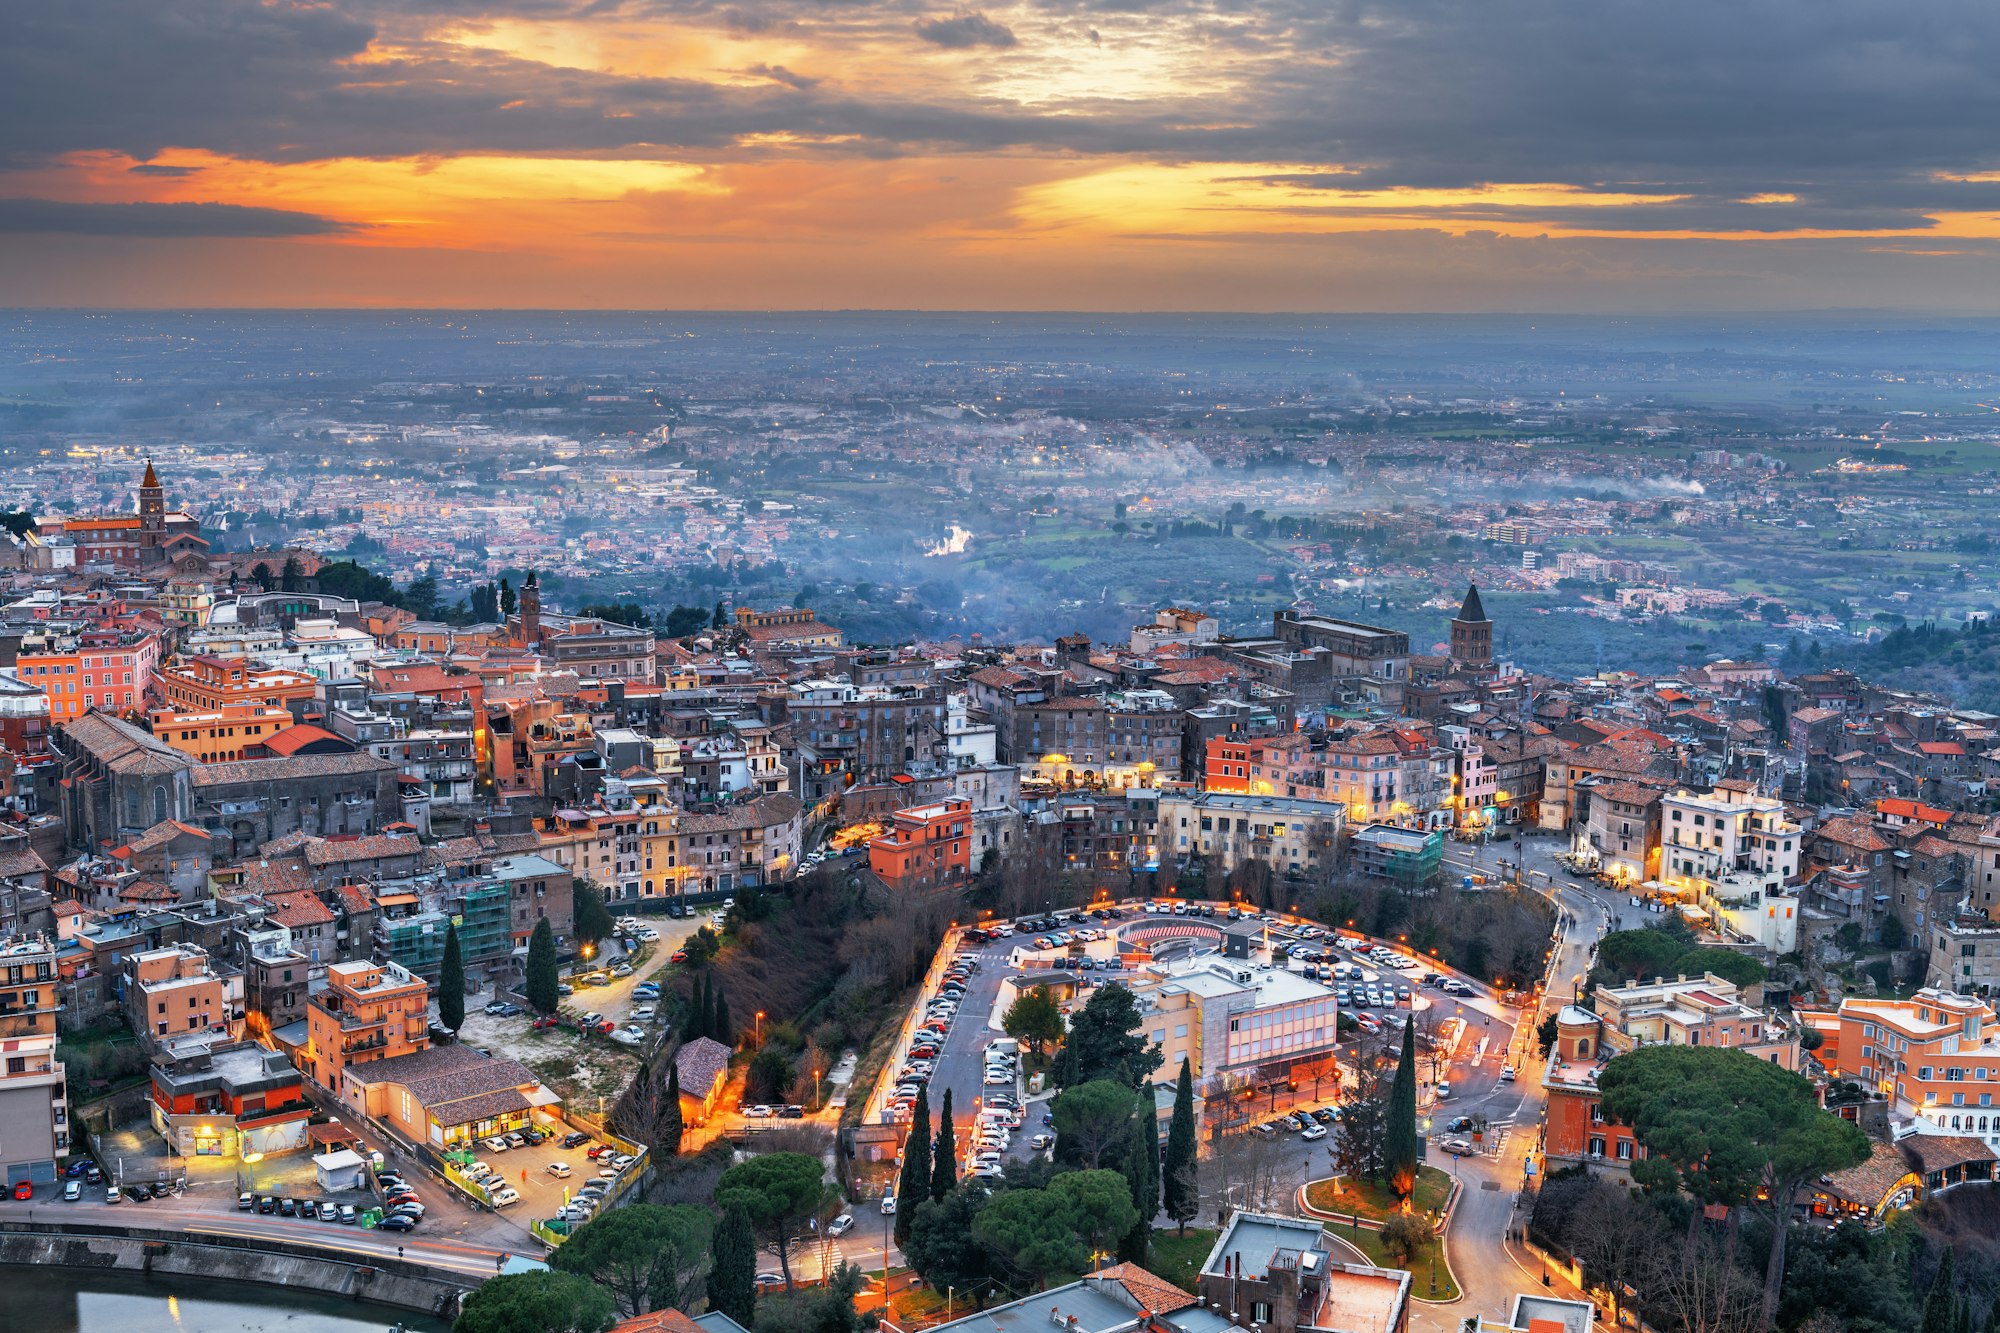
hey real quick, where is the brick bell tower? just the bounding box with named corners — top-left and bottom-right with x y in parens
top-left (1449, 583), bottom-right (1493, 671)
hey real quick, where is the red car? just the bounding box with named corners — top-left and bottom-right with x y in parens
top-left (12, 1181), bottom-right (31, 1200)
top-left (670, 950), bottom-right (688, 964)
top-left (531, 1017), bottom-right (560, 1030)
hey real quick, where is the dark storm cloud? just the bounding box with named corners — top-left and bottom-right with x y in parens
top-left (914, 12), bottom-right (1018, 47)
top-left (6, 0), bottom-right (2000, 232)
top-left (0, 198), bottom-right (351, 237)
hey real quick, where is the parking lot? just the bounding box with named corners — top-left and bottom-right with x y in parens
top-left (871, 895), bottom-right (1518, 1183)
top-left (448, 1124), bottom-right (640, 1230)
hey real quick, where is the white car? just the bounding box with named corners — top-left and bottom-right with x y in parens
top-left (546, 1162), bottom-right (573, 1178)
top-left (611, 1025), bottom-right (648, 1046)
top-left (484, 1136), bottom-right (510, 1152)
top-left (880, 1191), bottom-right (897, 1215)
top-left (1301, 1124), bottom-right (1328, 1141)
top-left (743, 1104), bottom-right (773, 1118)
top-left (490, 1187), bottom-right (521, 1207)
top-left (632, 1004), bottom-right (658, 1022)
top-left (827, 1213), bottom-right (855, 1236)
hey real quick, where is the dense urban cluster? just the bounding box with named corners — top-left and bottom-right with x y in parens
top-left (0, 451), bottom-right (1995, 1333)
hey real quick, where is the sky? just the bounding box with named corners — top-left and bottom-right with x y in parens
top-left (4, 0), bottom-right (2000, 311)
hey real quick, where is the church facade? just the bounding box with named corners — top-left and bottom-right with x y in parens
top-left (33, 461), bottom-right (208, 568)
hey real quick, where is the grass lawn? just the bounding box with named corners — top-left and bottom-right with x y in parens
top-left (1148, 1228), bottom-right (1219, 1293)
top-left (1328, 1216), bottom-right (1461, 1301)
top-left (1304, 1164), bottom-right (1453, 1221)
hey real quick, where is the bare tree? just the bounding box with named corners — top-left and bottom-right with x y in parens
top-left (1648, 1233), bottom-right (1762, 1333)
top-left (1566, 1178), bottom-right (1667, 1327)
top-left (1208, 1125), bottom-right (1297, 1220)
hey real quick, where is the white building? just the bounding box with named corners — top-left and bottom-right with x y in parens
top-left (1660, 783), bottom-right (1800, 895)
top-left (1156, 789), bottom-right (1345, 882)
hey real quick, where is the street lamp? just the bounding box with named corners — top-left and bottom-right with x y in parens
top-left (756, 1011), bottom-right (765, 1046)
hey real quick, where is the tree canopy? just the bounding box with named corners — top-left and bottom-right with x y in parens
top-left (1002, 984), bottom-right (1064, 1060)
top-left (547, 1203), bottom-right (714, 1317)
top-left (716, 1152), bottom-right (837, 1291)
top-left (1051, 1080), bottom-right (1138, 1170)
top-left (1597, 1044), bottom-right (1869, 1331)
top-left (1051, 984), bottom-right (1161, 1089)
top-left (453, 1271), bottom-right (617, 1333)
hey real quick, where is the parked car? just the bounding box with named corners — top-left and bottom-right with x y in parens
top-left (743, 1104), bottom-right (773, 1118)
top-left (1302, 1125), bottom-right (1328, 1141)
top-left (376, 1214), bottom-right (417, 1232)
top-left (237, 1190), bottom-right (255, 1210)
top-left (880, 1190), bottom-right (897, 1215)
top-left (63, 1180), bottom-right (81, 1201)
top-left (105, 1186), bottom-right (122, 1204)
top-left (503, 1132), bottom-right (527, 1149)
top-left (484, 1136), bottom-right (511, 1152)
top-left (827, 1213), bottom-right (855, 1237)
top-left (546, 1162), bottom-right (573, 1179)
top-left (1441, 1138), bottom-right (1478, 1157)
top-left (561, 1132), bottom-right (591, 1149)
top-left (339, 1204), bottom-right (358, 1224)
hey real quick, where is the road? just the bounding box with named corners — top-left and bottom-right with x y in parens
top-left (0, 1193), bottom-right (523, 1280)
top-left (1415, 831), bottom-right (1634, 1331)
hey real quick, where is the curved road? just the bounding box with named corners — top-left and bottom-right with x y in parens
top-left (1415, 835), bottom-right (1632, 1332)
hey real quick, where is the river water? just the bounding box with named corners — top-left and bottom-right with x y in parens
top-left (8, 1268), bottom-right (450, 1333)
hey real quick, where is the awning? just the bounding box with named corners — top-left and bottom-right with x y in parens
top-left (525, 1086), bottom-right (563, 1109)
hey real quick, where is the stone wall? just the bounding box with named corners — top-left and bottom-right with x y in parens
top-left (0, 1222), bottom-right (470, 1320)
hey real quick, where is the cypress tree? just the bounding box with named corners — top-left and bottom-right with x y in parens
top-left (659, 1059), bottom-right (684, 1156)
top-left (1163, 1057), bottom-right (1199, 1235)
top-left (710, 1204), bottom-right (757, 1326)
top-left (930, 1088), bottom-right (957, 1203)
top-left (1386, 1018), bottom-right (1419, 1198)
top-left (1119, 1099), bottom-right (1159, 1263)
top-left (438, 922), bottom-right (465, 1032)
top-left (688, 975), bottom-right (709, 1041)
top-left (895, 1085), bottom-right (931, 1247)
top-left (712, 986), bottom-right (733, 1047)
top-left (525, 918), bottom-right (559, 1015)
top-left (1922, 1247), bottom-right (1956, 1333)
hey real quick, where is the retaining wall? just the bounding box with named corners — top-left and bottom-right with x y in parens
top-left (0, 1221), bottom-right (471, 1320)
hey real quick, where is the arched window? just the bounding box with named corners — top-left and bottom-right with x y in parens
top-left (153, 786), bottom-right (169, 825)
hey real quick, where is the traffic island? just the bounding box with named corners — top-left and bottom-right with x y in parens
top-left (1299, 1167), bottom-right (1463, 1302)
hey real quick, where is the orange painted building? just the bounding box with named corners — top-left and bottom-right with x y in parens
top-left (1801, 988), bottom-right (2000, 1146)
top-left (1203, 731), bottom-right (1315, 797)
top-left (156, 655), bottom-right (318, 716)
top-left (868, 797), bottom-right (972, 890)
top-left (148, 703), bottom-right (296, 763)
top-left (129, 945), bottom-right (234, 1045)
top-left (13, 632), bottom-right (161, 724)
top-left (302, 959), bottom-right (429, 1095)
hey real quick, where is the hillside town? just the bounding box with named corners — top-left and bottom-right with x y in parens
top-left (0, 463), bottom-right (1994, 1333)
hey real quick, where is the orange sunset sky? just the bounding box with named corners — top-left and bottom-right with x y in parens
top-left (5, 0), bottom-right (2000, 309)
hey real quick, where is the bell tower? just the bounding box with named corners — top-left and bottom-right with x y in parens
top-left (517, 570), bottom-right (542, 648)
top-left (1449, 583), bottom-right (1493, 671)
top-left (138, 459), bottom-right (165, 547)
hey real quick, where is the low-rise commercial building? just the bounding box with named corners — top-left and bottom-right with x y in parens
top-left (149, 1035), bottom-right (311, 1158)
top-left (1157, 789), bottom-right (1344, 883)
top-left (1131, 954), bottom-right (1340, 1094)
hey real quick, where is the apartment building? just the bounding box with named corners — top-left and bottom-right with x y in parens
top-left (1659, 783), bottom-right (1801, 892)
top-left (13, 628), bottom-right (161, 725)
top-left (868, 798), bottom-right (971, 891)
top-left (1803, 988), bottom-right (2000, 1149)
top-left (126, 943), bottom-right (237, 1050)
top-left (1157, 789), bottom-right (1345, 882)
top-left (0, 936), bottom-right (67, 1188)
top-left (147, 703), bottom-right (297, 763)
top-left (155, 654), bottom-right (318, 717)
top-left (301, 958), bottom-right (429, 1094)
